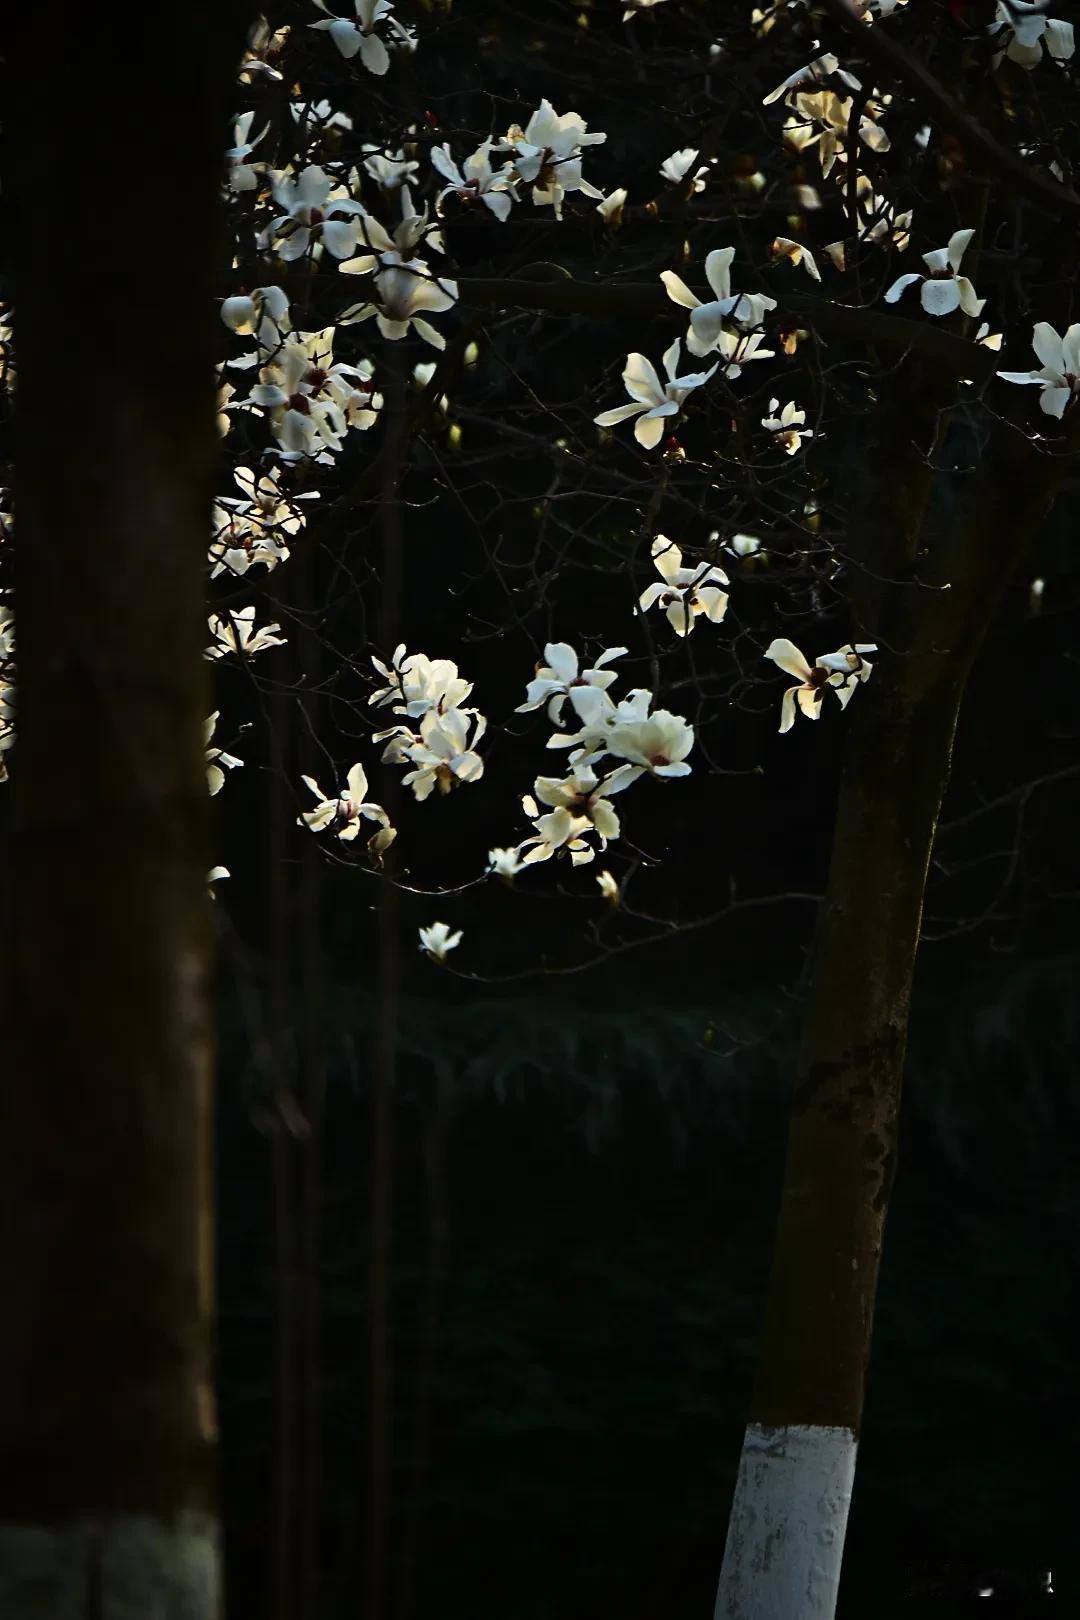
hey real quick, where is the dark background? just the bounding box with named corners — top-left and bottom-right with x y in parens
top-left (202, 3), bottom-right (1080, 1616)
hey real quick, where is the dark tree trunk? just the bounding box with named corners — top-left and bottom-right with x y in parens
top-left (0, 7), bottom-right (253, 1615)
top-left (715, 403), bottom-right (1077, 1619)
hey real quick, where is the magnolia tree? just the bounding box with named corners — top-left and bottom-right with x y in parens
top-left (3, 0), bottom-right (1079, 1617)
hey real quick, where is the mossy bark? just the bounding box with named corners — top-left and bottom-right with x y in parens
top-left (0, 8), bottom-right (253, 1615)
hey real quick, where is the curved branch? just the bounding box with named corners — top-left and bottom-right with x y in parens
top-left (456, 275), bottom-right (998, 381)
top-left (817, 0), bottom-right (1080, 221)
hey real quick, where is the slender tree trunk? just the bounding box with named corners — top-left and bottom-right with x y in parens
top-left (296, 559), bottom-right (327, 1620)
top-left (398, 1062), bottom-right (455, 1620)
top-left (269, 695), bottom-right (299, 1620)
top-left (367, 353), bottom-right (408, 1620)
top-left (714, 408), bottom-right (1076, 1620)
top-left (0, 8), bottom-right (252, 1616)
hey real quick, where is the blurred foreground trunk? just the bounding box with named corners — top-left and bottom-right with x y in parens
top-left (0, 10), bottom-right (251, 1616)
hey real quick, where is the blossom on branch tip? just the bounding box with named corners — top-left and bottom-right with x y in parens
top-left (378, 708), bottom-right (486, 801)
top-left (606, 708), bottom-right (695, 777)
top-left (659, 149), bottom-right (711, 191)
top-left (309, 0), bottom-right (399, 73)
top-left (419, 921), bottom-right (462, 962)
top-left (494, 99), bottom-right (606, 219)
top-left (884, 228), bottom-right (984, 318)
top-left (206, 606), bottom-right (287, 660)
top-left (298, 762), bottom-right (394, 846)
top-left (661, 248), bottom-right (778, 350)
top-left (431, 141), bottom-right (518, 221)
top-left (997, 322), bottom-right (1080, 418)
top-left (370, 646), bottom-right (473, 717)
top-left (269, 166), bottom-right (364, 261)
top-left (761, 398), bottom-right (813, 454)
top-left (988, 3), bottom-right (1074, 68)
top-left (594, 339), bottom-right (717, 450)
top-left (771, 236), bottom-right (821, 281)
top-left (637, 535), bottom-right (729, 636)
top-left (765, 639), bottom-right (876, 732)
top-left (204, 713), bottom-right (243, 796)
top-left (516, 642), bottom-right (627, 724)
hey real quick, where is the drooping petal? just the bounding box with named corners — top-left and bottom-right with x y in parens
top-left (765, 638), bottom-right (813, 682)
top-left (1039, 383), bottom-right (1072, 419)
top-left (622, 352), bottom-right (664, 406)
top-left (883, 273), bottom-right (922, 305)
top-left (634, 412), bottom-right (667, 449)
top-left (660, 271), bottom-right (700, 311)
top-left (358, 31), bottom-right (390, 74)
top-left (595, 402), bottom-right (647, 427)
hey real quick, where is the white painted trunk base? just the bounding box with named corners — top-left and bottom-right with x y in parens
top-left (0, 1514), bottom-right (220, 1620)
top-left (714, 1423), bottom-right (857, 1620)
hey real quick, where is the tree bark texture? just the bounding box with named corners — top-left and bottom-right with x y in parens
top-left (715, 393), bottom-right (1077, 1620)
top-left (0, 8), bottom-right (254, 1615)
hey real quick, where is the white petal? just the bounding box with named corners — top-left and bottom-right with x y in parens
top-left (1032, 321), bottom-right (1065, 373)
top-left (660, 271), bottom-right (700, 311)
top-left (359, 31), bottom-right (390, 74)
top-left (883, 273), bottom-right (921, 305)
top-left (920, 278), bottom-right (961, 317)
top-left (765, 638), bottom-right (812, 681)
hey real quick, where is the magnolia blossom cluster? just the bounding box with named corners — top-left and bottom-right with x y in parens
top-left (308, 0), bottom-right (417, 74)
top-left (369, 646), bottom-right (486, 801)
top-left (502, 642), bottom-right (696, 870)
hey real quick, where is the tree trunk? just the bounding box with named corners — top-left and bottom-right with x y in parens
top-left (0, 10), bottom-right (252, 1616)
top-left (714, 406), bottom-right (1076, 1620)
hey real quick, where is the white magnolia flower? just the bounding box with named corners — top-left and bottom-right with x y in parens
top-left (207, 606), bottom-right (287, 660)
top-left (431, 140), bottom-right (517, 221)
top-left (207, 865), bottom-right (230, 893)
top-left (638, 535), bottom-right (729, 636)
top-left (762, 398), bottom-right (813, 454)
top-left (659, 148), bottom-right (711, 191)
top-left (783, 90), bottom-right (890, 179)
top-left (299, 761), bottom-right (392, 842)
top-left (370, 646), bottom-right (473, 717)
top-left (516, 642), bottom-right (627, 724)
top-left (269, 165), bottom-right (363, 261)
top-left (764, 52), bottom-right (862, 105)
top-left (495, 99), bottom-right (606, 218)
top-left (771, 236), bottom-right (821, 281)
top-left (884, 228), bottom-right (984, 318)
top-left (594, 339), bottom-right (718, 450)
top-left (727, 532), bottom-right (762, 557)
top-left (238, 15), bottom-right (289, 82)
top-left (291, 100), bottom-right (355, 139)
top-left (309, 0), bottom-right (396, 72)
top-left (204, 714), bottom-right (243, 798)
top-left (340, 238), bottom-right (458, 349)
top-left (596, 869), bottom-right (620, 903)
top-left (607, 708), bottom-right (695, 777)
top-left (210, 465), bottom-right (316, 578)
top-left (998, 321), bottom-right (1080, 418)
top-left (361, 143), bottom-right (417, 189)
top-left (765, 639), bottom-right (877, 732)
top-left (661, 248), bottom-right (778, 351)
top-left (226, 112), bottom-right (269, 193)
top-left (419, 921), bottom-right (463, 962)
top-left (247, 327), bottom-right (379, 457)
top-left (220, 284), bottom-right (291, 341)
top-left (518, 763), bottom-right (637, 866)
top-left (379, 708), bottom-right (486, 800)
top-left (488, 846), bottom-right (526, 879)
top-left (988, 2), bottom-right (1074, 68)
top-left (595, 188), bottom-right (628, 228)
